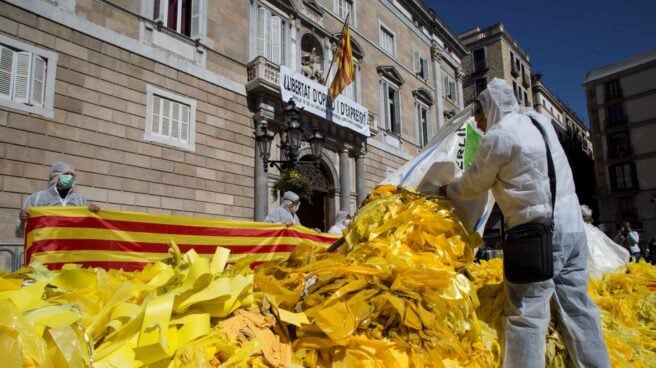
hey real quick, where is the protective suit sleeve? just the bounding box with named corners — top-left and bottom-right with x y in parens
top-left (264, 207), bottom-right (290, 224)
top-left (447, 133), bottom-right (512, 200)
top-left (14, 195), bottom-right (35, 238)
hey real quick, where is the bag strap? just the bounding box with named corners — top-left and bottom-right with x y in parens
top-left (528, 116), bottom-right (556, 224)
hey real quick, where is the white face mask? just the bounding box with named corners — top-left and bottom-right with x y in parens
top-left (289, 202), bottom-right (300, 213)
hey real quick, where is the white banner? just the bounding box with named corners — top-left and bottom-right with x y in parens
top-left (279, 66), bottom-right (370, 137)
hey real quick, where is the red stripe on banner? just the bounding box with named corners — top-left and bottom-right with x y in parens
top-left (26, 216), bottom-right (337, 243)
top-left (44, 261), bottom-right (149, 271)
top-left (27, 239), bottom-right (297, 259)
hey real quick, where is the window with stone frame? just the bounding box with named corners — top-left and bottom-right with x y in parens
top-left (416, 102), bottom-right (431, 147)
top-left (443, 74), bottom-right (457, 102)
top-left (474, 78), bottom-right (487, 97)
top-left (334, 0), bottom-right (355, 25)
top-left (256, 5), bottom-right (285, 65)
top-left (153, 0), bottom-right (204, 39)
top-left (605, 79), bottom-right (622, 100)
top-left (413, 51), bottom-right (429, 81)
top-left (0, 35), bottom-right (57, 118)
top-left (380, 79), bottom-right (401, 135)
top-left (610, 163), bottom-right (637, 191)
top-left (607, 103), bottom-right (626, 125)
top-left (379, 25), bottom-right (396, 57)
top-left (607, 131), bottom-right (631, 159)
top-left (342, 63), bottom-right (359, 102)
top-left (145, 85), bottom-right (197, 151)
top-left (473, 48), bottom-right (486, 72)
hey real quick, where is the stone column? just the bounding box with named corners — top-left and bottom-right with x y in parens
top-left (339, 147), bottom-right (350, 211)
top-left (254, 120), bottom-right (269, 222)
top-left (456, 67), bottom-right (464, 110)
top-left (290, 17), bottom-right (298, 70)
top-left (354, 149), bottom-right (366, 207)
top-left (431, 43), bottom-right (445, 129)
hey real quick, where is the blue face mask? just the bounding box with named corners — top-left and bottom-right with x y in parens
top-left (58, 174), bottom-right (75, 189)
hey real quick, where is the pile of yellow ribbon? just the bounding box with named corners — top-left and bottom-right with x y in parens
top-left (0, 243), bottom-right (308, 367)
top-left (255, 185), bottom-right (500, 366)
top-left (2, 185), bottom-right (656, 367)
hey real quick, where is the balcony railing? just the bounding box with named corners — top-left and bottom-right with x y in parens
top-left (511, 64), bottom-right (520, 77)
top-left (522, 72), bottom-right (530, 88)
top-left (246, 56), bottom-right (281, 94)
top-left (606, 114), bottom-right (629, 127)
top-left (474, 60), bottom-right (488, 73)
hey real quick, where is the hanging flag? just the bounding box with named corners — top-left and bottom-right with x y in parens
top-left (328, 18), bottom-right (355, 99)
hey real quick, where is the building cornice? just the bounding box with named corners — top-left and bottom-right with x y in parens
top-left (460, 23), bottom-right (530, 63)
top-left (584, 49), bottom-right (656, 85)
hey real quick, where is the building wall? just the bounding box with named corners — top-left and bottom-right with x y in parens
top-left (0, 0), bottom-right (466, 241)
top-left (585, 54), bottom-right (656, 245)
top-left (459, 25), bottom-right (532, 108)
top-left (0, 0), bottom-right (255, 241)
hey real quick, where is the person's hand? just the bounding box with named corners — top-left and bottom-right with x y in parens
top-left (313, 227), bottom-right (322, 234)
top-left (88, 204), bottom-right (100, 213)
top-left (19, 210), bottom-right (29, 222)
top-left (284, 220), bottom-right (293, 226)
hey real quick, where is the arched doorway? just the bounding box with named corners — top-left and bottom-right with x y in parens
top-left (296, 157), bottom-right (334, 232)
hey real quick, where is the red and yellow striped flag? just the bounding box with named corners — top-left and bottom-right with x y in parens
top-left (328, 19), bottom-right (355, 99)
top-left (24, 207), bottom-right (339, 271)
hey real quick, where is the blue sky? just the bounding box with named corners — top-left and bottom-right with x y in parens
top-left (425, 0), bottom-right (656, 126)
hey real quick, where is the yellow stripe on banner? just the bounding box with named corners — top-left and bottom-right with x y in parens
top-left (27, 207), bottom-right (323, 235)
top-left (29, 227), bottom-right (325, 247)
top-left (30, 250), bottom-right (292, 266)
top-left (31, 250), bottom-right (168, 264)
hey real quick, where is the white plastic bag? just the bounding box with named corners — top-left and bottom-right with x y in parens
top-left (380, 108), bottom-right (495, 236)
top-left (584, 223), bottom-right (630, 278)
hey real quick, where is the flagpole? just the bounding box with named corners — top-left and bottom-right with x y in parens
top-left (324, 13), bottom-right (350, 87)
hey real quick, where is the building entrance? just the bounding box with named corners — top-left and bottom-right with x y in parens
top-left (296, 159), bottom-right (334, 232)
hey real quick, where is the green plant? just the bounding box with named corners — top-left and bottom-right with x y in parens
top-left (272, 169), bottom-right (312, 201)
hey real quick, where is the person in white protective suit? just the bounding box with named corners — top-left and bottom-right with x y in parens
top-left (15, 162), bottom-right (100, 238)
top-left (264, 191), bottom-right (301, 226)
top-left (328, 210), bottom-right (351, 235)
top-left (439, 78), bottom-right (610, 367)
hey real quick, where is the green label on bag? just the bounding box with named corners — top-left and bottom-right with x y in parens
top-left (464, 122), bottom-right (482, 171)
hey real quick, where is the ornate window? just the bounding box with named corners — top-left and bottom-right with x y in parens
top-left (256, 5), bottom-right (285, 64)
top-left (145, 85), bottom-right (197, 151)
top-left (0, 35), bottom-right (57, 118)
top-left (152, 0), bottom-right (204, 39)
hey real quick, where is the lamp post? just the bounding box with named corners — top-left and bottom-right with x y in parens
top-left (254, 100), bottom-right (325, 172)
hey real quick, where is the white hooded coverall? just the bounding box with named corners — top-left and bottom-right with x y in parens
top-left (447, 78), bottom-right (610, 367)
top-left (328, 210), bottom-right (350, 235)
top-left (264, 191), bottom-right (301, 225)
top-left (15, 162), bottom-right (88, 238)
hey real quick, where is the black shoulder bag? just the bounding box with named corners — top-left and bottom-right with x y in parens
top-left (503, 117), bottom-right (556, 284)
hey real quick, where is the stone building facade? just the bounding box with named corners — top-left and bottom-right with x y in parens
top-left (0, 0), bottom-right (466, 242)
top-left (584, 49), bottom-right (656, 244)
top-left (532, 76), bottom-right (597, 220)
top-left (459, 23), bottom-right (532, 108)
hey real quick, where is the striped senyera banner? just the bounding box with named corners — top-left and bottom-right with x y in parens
top-left (24, 207), bottom-right (340, 271)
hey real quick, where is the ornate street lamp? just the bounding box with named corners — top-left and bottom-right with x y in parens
top-left (308, 127), bottom-right (325, 165)
top-left (254, 99), bottom-right (325, 172)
